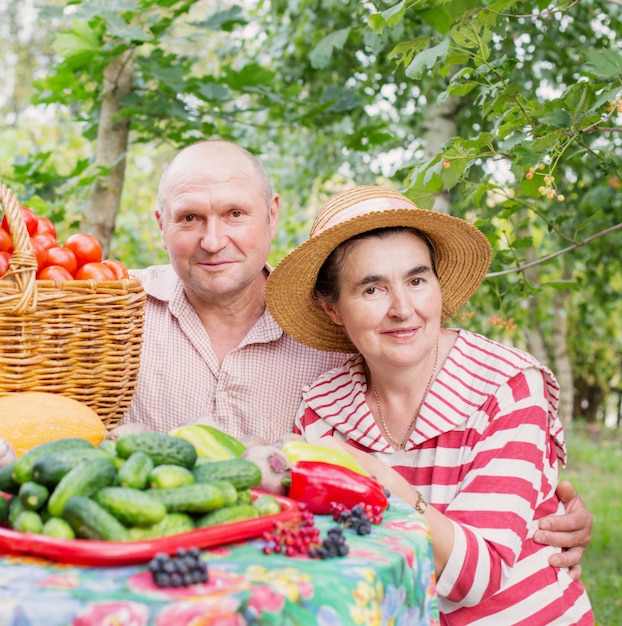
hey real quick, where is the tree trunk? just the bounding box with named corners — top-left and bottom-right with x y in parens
top-left (551, 266), bottom-right (573, 429)
top-left (82, 50), bottom-right (134, 257)
top-left (423, 96), bottom-right (460, 215)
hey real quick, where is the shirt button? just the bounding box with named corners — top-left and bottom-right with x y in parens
top-left (218, 391), bottom-right (228, 400)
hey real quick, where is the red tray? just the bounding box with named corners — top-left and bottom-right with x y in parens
top-left (0, 491), bottom-right (300, 566)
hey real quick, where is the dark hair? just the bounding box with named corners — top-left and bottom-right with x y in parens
top-left (314, 227), bottom-right (438, 305)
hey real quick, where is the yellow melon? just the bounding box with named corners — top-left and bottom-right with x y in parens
top-left (0, 392), bottom-right (107, 458)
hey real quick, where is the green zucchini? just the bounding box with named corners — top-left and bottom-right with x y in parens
top-left (116, 432), bottom-right (197, 469)
top-left (47, 457), bottom-right (117, 518)
top-left (18, 481), bottom-right (49, 511)
top-left (195, 504), bottom-right (259, 528)
top-left (63, 496), bottom-right (131, 541)
top-left (12, 438), bottom-right (94, 485)
top-left (32, 447), bottom-right (111, 488)
top-left (192, 457), bottom-right (261, 490)
top-left (147, 483), bottom-right (225, 514)
top-left (92, 487), bottom-right (167, 527)
top-left (128, 512), bottom-right (195, 540)
top-left (117, 451), bottom-right (154, 489)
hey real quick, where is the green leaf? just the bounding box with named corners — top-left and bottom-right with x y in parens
top-left (104, 15), bottom-right (151, 42)
top-left (309, 28), bottom-right (351, 69)
top-left (368, 0), bottom-right (407, 34)
top-left (541, 109), bottom-right (572, 129)
top-left (406, 38), bottom-right (450, 79)
top-left (585, 48), bottom-right (622, 79)
top-left (53, 19), bottom-right (102, 61)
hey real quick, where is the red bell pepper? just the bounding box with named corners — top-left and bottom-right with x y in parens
top-left (287, 460), bottom-right (389, 515)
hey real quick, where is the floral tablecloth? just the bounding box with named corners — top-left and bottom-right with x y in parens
top-left (0, 498), bottom-right (439, 626)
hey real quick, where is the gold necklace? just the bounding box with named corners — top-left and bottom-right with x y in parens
top-left (369, 340), bottom-right (439, 450)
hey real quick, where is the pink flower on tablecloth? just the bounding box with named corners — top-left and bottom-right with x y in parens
top-left (37, 572), bottom-right (80, 589)
top-left (73, 601), bottom-right (149, 626)
top-left (246, 585), bottom-right (286, 617)
top-left (155, 597), bottom-right (245, 626)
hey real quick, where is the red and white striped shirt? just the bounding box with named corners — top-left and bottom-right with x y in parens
top-left (295, 329), bottom-right (593, 625)
top-left (121, 265), bottom-right (347, 442)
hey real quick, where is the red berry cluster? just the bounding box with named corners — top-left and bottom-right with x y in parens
top-left (262, 507), bottom-right (321, 556)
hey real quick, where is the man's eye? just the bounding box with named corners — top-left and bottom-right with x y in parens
top-left (230, 210), bottom-right (244, 218)
top-left (364, 286), bottom-right (377, 295)
top-left (182, 214), bottom-right (195, 222)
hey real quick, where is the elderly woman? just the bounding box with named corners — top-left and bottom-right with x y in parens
top-left (266, 186), bottom-right (593, 625)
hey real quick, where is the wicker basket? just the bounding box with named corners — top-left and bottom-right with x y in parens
top-left (0, 183), bottom-right (146, 430)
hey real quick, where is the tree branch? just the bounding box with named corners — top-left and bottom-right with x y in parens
top-left (486, 222), bottom-right (622, 278)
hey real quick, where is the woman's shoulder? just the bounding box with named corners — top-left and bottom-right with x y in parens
top-left (302, 353), bottom-right (366, 394)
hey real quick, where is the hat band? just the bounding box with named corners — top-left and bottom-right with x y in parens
top-left (313, 197), bottom-right (416, 237)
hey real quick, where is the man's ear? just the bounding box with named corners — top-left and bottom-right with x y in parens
top-left (155, 210), bottom-right (167, 250)
top-left (268, 194), bottom-right (280, 239)
top-left (319, 299), bottom-right (343, 326)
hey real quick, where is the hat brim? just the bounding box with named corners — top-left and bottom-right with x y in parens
top-left (266, 205), bottom-right (492, 353)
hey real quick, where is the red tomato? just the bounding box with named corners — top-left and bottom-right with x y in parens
top-left (37, 265), bottom-right (74, 282)
top-left (1, 206), bottom-right (39, 237)
top-left (64, 233), bottom-right (103, 268)
top-left (31, 232), bottom-right (59, 251)
top-left (44, 246), bottom-right (78, 277)
top-left (29, 238), bottom-right (48, 270)
top-left (0, 227), bottom-right (11, 253)
top-left (102, 259), bottom-right (129, 279)
top-left (35, 216), bottom-right (57, 239)
top-left (0, 251), bottom-right (10, 278)
top-left (75, 262), bottom-right (117, 281)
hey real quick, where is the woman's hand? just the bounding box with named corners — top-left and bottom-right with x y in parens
top-left (533, 480), bottom-right (592, 581)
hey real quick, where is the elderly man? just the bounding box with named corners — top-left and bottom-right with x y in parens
top-left (118, 140), bottom-right (592, 578)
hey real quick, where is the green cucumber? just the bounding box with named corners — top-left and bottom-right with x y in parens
top-left (237, 489), bottom-right (253, 505)
top-left (47, 457), bottom-right (117, 518)
top-left (8, 496), bottom-right (26, 526)
top-left (147, 483), bottom-right (225, 514)
top-left (32, 447), bottom-right (111, 488)
top-left (116, 432), bottom-right (197, 469)
top-left (195, 503), bottom-right (259, 528)
top-left (201, 480), bottom-right (238, 506)
top-left (0, 463), bottom-right (20, 495)
top-left (12, 438), bottom-right (94, 485)
top-left (148, 464), bottom-right (195, 489)
top-left (97, 439), bottom-right (117, 459)
top-left (129, 512), bottom-right (195, 540)
top-left (192, 458), bottom-right (261, 490)
top-left (117, 451), bottom-right (154, 489)
top-left (92, 487), bottom-right (167, 527)
top-left (41, 517), bottom-right (76, 540)
top-left (0, 496), bottom-right (9, 523)
top-left (253, 494), bottom-right (281, 516)
top-left (63, 496), bottom-right (131, 541)
top-left (18, 481), bottom-right (49, 511)
top-left (12, 509), bottom-right (43, 533)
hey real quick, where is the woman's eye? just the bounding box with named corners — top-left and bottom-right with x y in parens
top-left (364, 286), bottom-right (377, 295)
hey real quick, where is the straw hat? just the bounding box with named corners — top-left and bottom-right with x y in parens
top-left (265, 185), bottom-right (492, 353)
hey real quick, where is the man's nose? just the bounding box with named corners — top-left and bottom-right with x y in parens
top-left (200, 219), bottom-right (227, 252)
